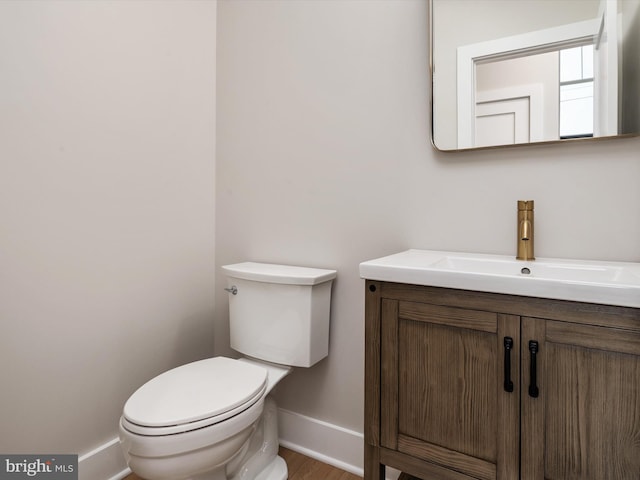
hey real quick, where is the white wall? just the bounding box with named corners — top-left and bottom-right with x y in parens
top-left (216, 0), bottom-right (640, 437)
top-left (0, 0), bottom-right (216, 457)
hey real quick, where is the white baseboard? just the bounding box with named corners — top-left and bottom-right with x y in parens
top-left (78, 437), bottom-right (130, 480)
top-left (277, 408), bottom-right (364, 476)
top-left (277, 408), bottom-right (400, 480)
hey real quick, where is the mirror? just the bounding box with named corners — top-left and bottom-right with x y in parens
top-left (430, 0), bottom-right (640, 151)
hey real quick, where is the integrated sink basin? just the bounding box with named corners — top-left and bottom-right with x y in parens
top-left (359, 249), bottom-right (640, 308)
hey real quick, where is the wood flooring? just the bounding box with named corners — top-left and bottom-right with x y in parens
top-left (123, 447), bottom-right (362, 480)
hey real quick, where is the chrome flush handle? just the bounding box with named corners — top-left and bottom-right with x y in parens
top-left (224, 286), bottom-right (238, 295)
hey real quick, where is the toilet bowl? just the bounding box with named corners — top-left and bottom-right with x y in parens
top-left (119, 262), bottom-right (336, 480)
top-left (120, 357), bottom-right (290, 480)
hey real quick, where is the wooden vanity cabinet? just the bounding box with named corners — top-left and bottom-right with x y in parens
top-left (364, 281), bottom-right (640, 480)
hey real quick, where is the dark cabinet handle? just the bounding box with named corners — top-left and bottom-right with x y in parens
top-left (503, 337), bottom-right (514, 393)
top-left (528, 340), bottom-right (539, 398)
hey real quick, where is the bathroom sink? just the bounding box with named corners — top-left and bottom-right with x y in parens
top-left (359, 249), bottom-right (640, 308)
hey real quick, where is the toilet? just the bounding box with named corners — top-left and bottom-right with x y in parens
top-left (119, 262), bottom-right (337, 480)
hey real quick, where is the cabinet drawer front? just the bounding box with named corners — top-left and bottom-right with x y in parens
top-left (546, 321), bottom-right (640, 356)
top-left (399, 301), bottom-right (498, 333)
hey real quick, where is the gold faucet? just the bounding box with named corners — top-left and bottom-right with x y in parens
top-left (517, 200), bottom-right (535, 261)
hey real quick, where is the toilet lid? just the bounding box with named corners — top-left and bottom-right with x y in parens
top-left (123, 357), bottom-right (267, 428)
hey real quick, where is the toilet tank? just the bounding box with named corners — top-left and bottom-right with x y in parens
top-left (222, 262), bottom-right (337, 368)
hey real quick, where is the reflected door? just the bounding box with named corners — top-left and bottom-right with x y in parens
top-left (475, 85), bottom-right (543, 147)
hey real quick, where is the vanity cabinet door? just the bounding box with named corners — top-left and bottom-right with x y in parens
top-left (380, 299), bottom-right (520, 480)
top-left (521, 317), bottom-right (640, 480)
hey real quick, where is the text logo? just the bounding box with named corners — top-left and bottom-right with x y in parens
top-left (0, 455), bottom-right (77, 480)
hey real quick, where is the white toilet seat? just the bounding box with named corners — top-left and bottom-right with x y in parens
top-left (120, 395), bottom-right (265, 459)
top-left (122, 357), bottom-right (268, 436)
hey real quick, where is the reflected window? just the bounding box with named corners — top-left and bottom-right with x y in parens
top-left (559, 45), bottom-right (594, 138)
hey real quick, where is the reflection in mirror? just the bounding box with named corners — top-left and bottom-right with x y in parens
top-left (431, 0), bottom-right (640, 151)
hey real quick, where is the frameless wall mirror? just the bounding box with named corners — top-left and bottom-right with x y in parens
top-left (430, 0), bottom-right (640, 151)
